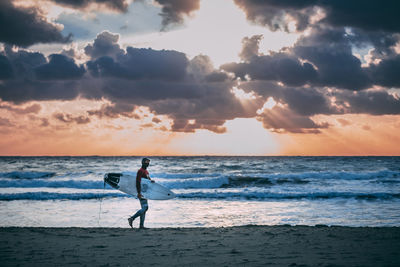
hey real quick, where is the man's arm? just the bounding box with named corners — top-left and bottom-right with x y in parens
top-left (136, 172), bottom-right (143, 199)
top-left (145, 173), bottom-right (155, 183)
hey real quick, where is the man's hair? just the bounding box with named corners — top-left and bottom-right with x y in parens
top-left (142, 157), bottom-right (150, 164)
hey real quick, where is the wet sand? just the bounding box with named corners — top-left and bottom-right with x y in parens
top-left (1, 225), bottom-right (399, 266)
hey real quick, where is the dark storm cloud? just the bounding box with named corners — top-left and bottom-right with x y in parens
top-left (319, 0), bottom-right (400, 33)
top-left (85, 32), bottom-right (188, 81)
top-left (0, 80), bottom-right (80, 104)
top-left (2, 46), bottom-right (47, 80)
top-left (0, 0), bottom-right (71, 47)
top-left (234, 0), bottom-right (317, 32)
top-left (35, 54), bottom-right (85, 80)
top-left (87, 47), bottom-right (188, 81)
top-left (293, 45), bottom-right (371, 90)
top-left (282, 87), bottom-right (336, 116)
top-left (222, 32), bottom-right (318, 87)
top-left (84, 31), bottom-right (124, 60)
top-left (222, 53), bottom-right (317, 87)
top-left (0, 55), bottom-right (14, 79)
top-left (1, 24), bottom-right (399, 135)
top-left (224, 27), bottom-right (380, 90)
top-left (0, 47), bottom-right (80, 103)
top-left (0, 47), bottom-right (83, 103)
top-left (204, 72), bottom-right (230, 82)
top-left (234, 0), bottom-right (400, 33)
top-left (368, 55), bottom-right (400, 88)
top-left (337, 90), bottom-right (400, 115)
top-left (83, 75), bottom-right (256, 133)
top-left (57, 38), bottom-right (257, 133)
top-left (155, 0), bottom-right (201, 29)
top-left (49, 0), bottom-right (129, 12)
top-left (223, 28), bottom-right (375, 90)
top-left (240, 80), bottom-right (399, 133)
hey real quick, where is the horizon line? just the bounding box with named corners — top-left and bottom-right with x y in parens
top-left (0, 155), bottom-right (399, 157)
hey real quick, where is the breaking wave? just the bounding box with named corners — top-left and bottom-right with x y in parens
top-left (0, 171), bottom-right (56, 179)
top-left (1, 191), bottom-right (399, 201)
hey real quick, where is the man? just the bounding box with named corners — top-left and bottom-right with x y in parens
top-left (128, 157), bottom-right (154, 229)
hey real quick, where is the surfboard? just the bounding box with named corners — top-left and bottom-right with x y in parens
top-left (104, 173), bottom-right (175, 200)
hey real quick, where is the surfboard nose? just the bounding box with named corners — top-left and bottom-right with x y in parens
top-left (166, 191), bottom-right (176, 199)
top-left (104, 173), bottom-right (121, 189)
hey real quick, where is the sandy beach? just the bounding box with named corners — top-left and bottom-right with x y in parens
top-left (1, 225), bottom-right (399, 266)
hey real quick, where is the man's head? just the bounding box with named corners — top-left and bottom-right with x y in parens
top-left (142, 157), bottom-right (150, 168)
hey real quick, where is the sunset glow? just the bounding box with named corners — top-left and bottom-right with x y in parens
top-left (0, 0), bottom-right (399, 155)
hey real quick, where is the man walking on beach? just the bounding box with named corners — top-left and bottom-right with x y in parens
top-left (128, 158), bottom-right (154, 229)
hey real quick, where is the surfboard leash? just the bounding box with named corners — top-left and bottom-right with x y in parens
top-left (97, 179), bottom-right (106, 227)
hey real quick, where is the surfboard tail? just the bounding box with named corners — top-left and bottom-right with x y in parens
top-left (104, 173), bottom-right (121, 189)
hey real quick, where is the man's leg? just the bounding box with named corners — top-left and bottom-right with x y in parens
top-left (139, 199), bottom-right (148, 228)
top-left (129, 199), bottom-right (148, 228)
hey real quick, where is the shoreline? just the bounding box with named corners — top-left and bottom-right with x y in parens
top-left (1, 225), bottom-right (399, 266)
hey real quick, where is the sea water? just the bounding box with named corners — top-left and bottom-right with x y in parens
top-left (0, 156), bottom-right (399, 228)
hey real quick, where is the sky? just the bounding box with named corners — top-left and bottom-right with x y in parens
top-left (0, 0), bottom-right (400, 156)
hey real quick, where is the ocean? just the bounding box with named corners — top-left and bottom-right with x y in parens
top-left (0, 156), bottom-right (399, 228)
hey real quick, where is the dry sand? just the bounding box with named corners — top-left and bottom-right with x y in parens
top-left (1, 225), bottom-right (399, 266)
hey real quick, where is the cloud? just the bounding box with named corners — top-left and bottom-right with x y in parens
top-left (0, 103), bottom-right (41, 114)
top-left (0, 117), bottom-right (14, 127)
top-left (2, 46), bottom-right (47, 80)
top-left (233, 0), bottom-right (400, 33)
top-left (240, 80), bottom-right (400, 132)
top-left (257, 104), bottom-right (329, 134)
top-left (0, 47), bottom-right (81, 103)
top-left (368, 55), bottom-right (400, 88)
top-left (155, 0), bottom-right (201, 29)
top-left (339, 90), bottom-right (400, 115)
top-left (337, 118), bottom-right (351, 126)
top-left (152, 117), bottom-right (162, 123)
top-left (224, 26), bottom-right (398, 91)
top-left (87, 47), bottom-right (188, 81)
top-left (1, 29), bottom-right (399, 135)
top-left (223, 29), bottom-right (374, 90)
top-left (49, 0), bottom-right (129, 12)
top-left (282, 87), bottom-right (336, 116)
top-left (319, 0), bottom-right (400, 33)
top-left (40, 118), bottom-right (50, 127)
top-left (84, 31), bottom-right (124, 60)
top-left (53, 113), bottom-right (91, 124)
top-left (239, 35), bottom-right (264, 62)
top-left (0, 55), bottom-right (14, 79)
top-left (35, 54), bottom-right (85, 80)
top-left (0, 0), bottom-right (71, 47)
top-left (293, 45), bottom-right (370, 90)
top-left (222, 52), bottom-right (318, 87)
top-left (87, 103), bottom-right (139, 119)
top-left (0, 80), bottom-right (80, 104)
top-left (187, 55), bottom-right (230, 82)
top-left (85, 31), bottom-right (188, 81)
top-left (234, 0), bottom-right (317, 32)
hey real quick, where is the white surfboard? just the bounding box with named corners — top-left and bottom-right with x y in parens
top-left (104, 173), bottom-right (175, 200)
